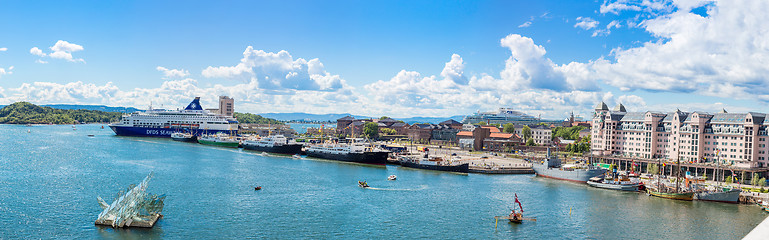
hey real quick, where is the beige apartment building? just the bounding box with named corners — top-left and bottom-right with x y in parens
top-left (591, 102), bottom-right (769, 169)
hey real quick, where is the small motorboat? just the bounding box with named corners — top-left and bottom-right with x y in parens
top-left (254, 186), bottom-right (262, 191)
top-left (260, 152), bottom-right (270, 156)
top-left (358, 181), bottom-right (369, 188)
top-left (87, 134), bottom-right (95, 137)
top-left (292, 154), bottom-right (302, 159)
top-left (387, 175), bottom-right (397, 181)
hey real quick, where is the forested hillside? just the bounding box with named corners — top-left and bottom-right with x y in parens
top-left (0, 102), bottom-right (122, 124)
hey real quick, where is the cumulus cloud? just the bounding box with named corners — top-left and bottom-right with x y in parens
top-left (30, 47), bottom-right (45, 56)
top-left (202, 47), bottom-right (347, 91)
top-left (592, 0), bottom-right (769, 100)
top-left (30, 40), bottom-right (85, 63)
top-left (575, 17), bottom-right (599, 30)
top-left (156, 66), bottom-right (190, 79)
top-left (362, 38), bottom-right (604, 118)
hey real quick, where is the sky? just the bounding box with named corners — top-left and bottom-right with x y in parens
top-left (0, 0), bottom-right (768, 120)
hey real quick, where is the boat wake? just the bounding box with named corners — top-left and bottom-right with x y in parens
top-left (365, 185), bottom-right (428, 191)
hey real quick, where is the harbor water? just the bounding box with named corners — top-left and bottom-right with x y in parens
top-left (0, 124), bottom-right (766, 239)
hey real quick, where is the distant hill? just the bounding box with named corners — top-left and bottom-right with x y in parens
top-left (258, 112), bottom-right (465, 124)
top-left (41, 104), bottom-right (142, 113)
top-left (0, 102), bottom-right (122, 124)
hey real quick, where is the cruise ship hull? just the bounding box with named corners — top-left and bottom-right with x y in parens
top-left (242, 144), bottom-right (303, 155)
top-left (399, 161), bottom-right (469, 173)
top-left (110, 125), bottom-right (235, 138)
top-left (532, 165), bottom-right (606, 183)
top-left (693, 189), bottom-right (740, 203)
top-left (306, 151), bottom-right (388, 165)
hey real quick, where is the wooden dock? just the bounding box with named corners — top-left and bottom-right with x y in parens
top-left (469, 167), bottom-right (534, 174)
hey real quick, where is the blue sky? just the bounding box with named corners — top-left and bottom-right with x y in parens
top-left (0, 0), bottom-right (767, 119)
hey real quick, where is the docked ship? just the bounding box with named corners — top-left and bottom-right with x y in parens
top-left (305, 141), bottom-right (389, 165)
top-left (462, 108), bottom-right (540, 125)
top-left (587, 176), bottom-right (642, 191)
top-left (398, 154), bottom-right (469, 173)
top-left (242, 135), bottom-right (303, 154)
top-left (108, 97), bottom-right (238, 137)
top-left (198, 133), bottom-right (239, 148)
top-left (532, 149), bottom-right (606, 183)
top-left (693, 187), bottom-right (741, 203)
top-left (170, 132), bottom-right (197, 143)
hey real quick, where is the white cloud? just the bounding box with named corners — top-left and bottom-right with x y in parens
top-left (592, 0), bottom-right (769, 100)
top-left (0, 66), bottom-right (13, 79)
top-left (600, 0), bottom-right (643, 14)
top-left (30, 47), bottom-right (45, 57)
top-left (30, 40), bottom-right (85, 63)
top-left (0, 47), bottom-right (7, 52)
top-left (156, 66), bottom-right (190, 79)
top-left (440, 54), bottom-right (467, 84)
top-left (518, 21), bottom-right (532, 28)
top-left (574, 17), bottom-right (599, 30)
top-left (202, 47), bottom-right (347, 91)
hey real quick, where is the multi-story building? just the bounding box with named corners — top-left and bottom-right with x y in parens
top-left (218, 96), bottom-right (234, 116)
top-left (591, 102), bottom-right (769, 169)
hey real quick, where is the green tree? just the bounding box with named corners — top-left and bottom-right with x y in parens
top-left (726, 176), bottom-right (733, 184)
top-left (478, 121), bottom-right (487, 125)
top-left (759, 177), bottom-right (767, 187)
top-left (379, 116), bottom-right (391, 120)
top-left (522, 125), bottom-right (532, 140)
top-left (233, 112), bottom-right (283, 124)
top-left (753, 173), bottom-right (761, 186)
top-left (503, 123), bottom-right (515, 134)
top-left (648, 163), bottom-right (658, 175)
top-left (565, 144), bottom-right (573, 152)
top-left (525, 138), bottom-right (535, 146)
top-left (380, 128), bottom-right (397, 135)
top-left (363, 122), bottom-right (379, 140)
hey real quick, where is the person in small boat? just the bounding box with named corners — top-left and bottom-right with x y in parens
top-left (509, 209), bottom-right (521, 221)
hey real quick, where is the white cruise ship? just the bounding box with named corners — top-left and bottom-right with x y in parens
top-left (108, 97), bottom-right (238, 137)
top-left (462, 108), bottom-right (540, 125)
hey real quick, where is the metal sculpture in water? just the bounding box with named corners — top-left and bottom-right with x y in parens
top-left (95, 172), bottom-right (165, 228)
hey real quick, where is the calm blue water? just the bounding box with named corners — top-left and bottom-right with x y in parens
top-left (288, 123), bottom-right (326, 134)
top-left (0, 124), bottom-right (766, 239)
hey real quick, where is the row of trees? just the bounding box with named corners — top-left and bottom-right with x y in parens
top-left (551, 126), bottom-right (587, 140)
top-left (0, 102), bottom-right (122, 124)
top-left (233, 112), bottom-right (283, 124)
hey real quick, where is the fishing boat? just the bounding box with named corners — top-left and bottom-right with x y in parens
top-left (398, 154), bottom-right (469, 173)
top-left (198, 133), bottom-right (239, 148)
top-left (532, 148), bottom-right (605, 183)
top-left (387, 175), bottom-right (397, 181)
top-left (242, 135), bottom-right (303, 154)
top-left (587, 176), bottom-right (642, 191)
top-left (170, 132), bottom-right (197, 143)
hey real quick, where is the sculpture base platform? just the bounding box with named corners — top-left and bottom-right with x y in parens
top-left (94, 213), bottom-right (163, 228)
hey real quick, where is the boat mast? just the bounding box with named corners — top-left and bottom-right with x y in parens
top-left (675, 157), bottom-right (680, 193)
